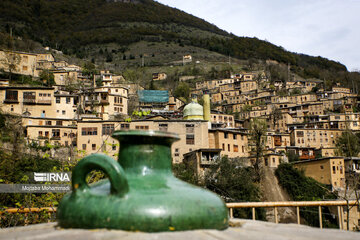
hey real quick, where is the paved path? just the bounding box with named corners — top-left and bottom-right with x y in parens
top-left (0, 219), bottom-right (359, 240)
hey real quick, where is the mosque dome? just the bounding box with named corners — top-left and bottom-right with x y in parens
top-left (183, 101), bottom-right (204, 120)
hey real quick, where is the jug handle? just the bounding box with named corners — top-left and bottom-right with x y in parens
top-left (71, 153), bottom-right (129, 197)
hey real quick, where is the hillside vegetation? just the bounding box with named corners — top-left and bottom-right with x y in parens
top-left (0, 0), bottom-right (359, 88)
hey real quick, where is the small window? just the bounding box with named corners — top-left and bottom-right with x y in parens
top-left (82, 144), bottom-right (86, 150)
top-left (62, 110), bottom-right (66, 115)
top-left (224, 133), bottom-right (228, 139)
top-left (233, 145), bottom-right (238, 152)
top-left (186, 134), bottom-right (194, 145)
top-left (56, 97), bottom-right (60, 104)
top-left (159, 124), bottom-right (168, 132)
top-left (102, 124), bottom-right (115, 135)
top-left (92, 144), bottom-right (96, 150)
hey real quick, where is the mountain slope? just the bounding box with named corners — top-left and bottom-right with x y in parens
top-left (0, 0), bottom-right (358, 87)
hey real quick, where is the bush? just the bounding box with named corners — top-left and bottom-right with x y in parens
top-left (275, 164), bottom-right (338, 227)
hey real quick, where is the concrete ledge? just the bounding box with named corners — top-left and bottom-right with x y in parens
top-left (0, 219), bottom-right (359, 240)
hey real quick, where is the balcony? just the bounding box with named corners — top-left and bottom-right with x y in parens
top-left (100, 99), bottom-right (109, 105)
top-left (38, 136), bottom-right (49, 140)
top-left (85, 99), bottom-right (100, 105)
top-left (4, 98), bottom-right (19, 104)
top-left (23, 98), bottom-right (36, 105)
top-left (37, 98), bottom-right (52, 105)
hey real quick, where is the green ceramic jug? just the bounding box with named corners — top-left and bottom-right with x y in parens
top-left (57, 130), bottom-right (228, 232)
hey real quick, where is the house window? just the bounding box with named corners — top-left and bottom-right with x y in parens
top-left (46, 121), bottom-right (52, 125)
top-left (45, 131), bottom-right (49, 137)
top-left (222, 144), bottom-right (225, 151)
top-left (228, 144), bottom-right (230, 151)
top-left (56, 97), bottom-right (60, 103)
top-left (23, 92), bottom-right (36, 103)
top-left (56, 120), bottom-right (62, 126)
top-left (224, 132), bottom-right (228, 139)
top-left (320, 165), bottom-right (324, 169)
top-left (5, 90), bottom-right (18, 101)
top-left (102, 124), bottom-right (115, 135)
top-left (22, 66), bottom-right (28, 71)
top-left (186, 124), bottom-right (194, 133)
top-left (121, 124), bottom-right (129, 129)
top-left (159, 124), bottom-right (168, 132)
top-left (186, 134), bottom-right (194, 145)
top-left (333, 166), bottom-right (336, 174)
top-left (242, 146), bottom-right (245, 152)
top-left (233, 134), bottom-right (237, 140)
top-left (62, 110), bottom-right (66, 115)
top-left (135, 126), bottom-right (149, 130)
top-left (81, 127), bottom-right (98, 135)
top-left (66, 97), bottom-right (71, 104)
top-left (233, 145), bottom-right (238, 152)
top-left (82, 144), bottom-right (87, 150)
top-left (38, 131), bottom-right (43, 137)
top-left (112, 144), bottom-right (117, 151)
top-left (92, 144), bottom-right (96, 150)
top-left (52, 129), bottom-right (60, 138)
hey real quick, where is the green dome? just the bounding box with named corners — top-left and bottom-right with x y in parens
top-left (183, 102), bottom-right (204, 120)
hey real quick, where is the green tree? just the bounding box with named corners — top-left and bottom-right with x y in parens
top-left (172, 162), bottom-right (198, 185)
top-left (39, 69), bottom-right (55, 86)
top-left (174, 82), bottom-right (190, 102)
top-left (205, 156), bottom-right (265, 219)
top-left (335, 131), bottom-right (360, 157)
top-left (275, 164), bottom-right (337, 227)
top-left (82, 61), bottom-right (96, 77)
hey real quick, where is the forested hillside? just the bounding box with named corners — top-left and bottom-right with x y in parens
top-left (0, 0), bottom-right (359, 87)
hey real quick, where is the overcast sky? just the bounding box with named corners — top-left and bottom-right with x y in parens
top-left (156, 0), bottom-right (360, 71)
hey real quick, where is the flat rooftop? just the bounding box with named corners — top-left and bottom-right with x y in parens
top-left (1, 219), bottom-right (358, 240)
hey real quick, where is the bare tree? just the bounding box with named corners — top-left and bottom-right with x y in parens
top-left (249, 118), bottom-right (267, 181)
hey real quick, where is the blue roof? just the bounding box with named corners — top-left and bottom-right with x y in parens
top-left (138, 90), bottom-right (169, 103)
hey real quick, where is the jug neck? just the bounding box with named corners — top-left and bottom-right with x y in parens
top-left (112, 130), bottom-right (180, 175)
top-left (118, 143), bottom-right (172, 174)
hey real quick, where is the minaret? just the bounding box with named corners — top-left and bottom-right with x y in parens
top-left (203, 92), bottom-right (210, 121)
top-left (203, 91), bottom-right (211, 129)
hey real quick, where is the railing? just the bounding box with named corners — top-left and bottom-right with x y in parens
top-left (227, 200), bottom-right (359, 230)
top-left (0, 207), bottom-right (57, 227)
top-left (2, 201), bottom-right (359, 229)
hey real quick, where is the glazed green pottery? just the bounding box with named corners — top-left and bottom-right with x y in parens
top-left (57, 130), bottom-right (228, 232)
